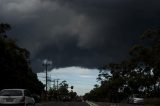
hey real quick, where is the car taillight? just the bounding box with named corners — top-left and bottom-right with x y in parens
top-left (20, 97), bottom-right (25, 102)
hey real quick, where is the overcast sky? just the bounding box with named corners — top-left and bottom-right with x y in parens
top-left (1, 0), bottom-right (160, 95)
top-left (1, 0), bottom-right (160, 71)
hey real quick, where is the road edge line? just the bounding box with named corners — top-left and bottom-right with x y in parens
top-left (86, 101), bottom-right (99, 106)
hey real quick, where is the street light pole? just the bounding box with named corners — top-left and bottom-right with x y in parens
top-left (43, 59), bottom-right (52, 92)
top-left (45, 63), bottom-right (48, 92)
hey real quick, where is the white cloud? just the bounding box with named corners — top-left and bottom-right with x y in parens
top-left (80, 75), bottom-right (95, 78)
top-left (50, 66), bottom-right (96, 75)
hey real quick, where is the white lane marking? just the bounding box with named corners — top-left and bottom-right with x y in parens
top-left (86, 101), bottom-right (99, 106)
top-left (36, 102), bottom-right (50, 106)
top-left (110, 104), bottom-right (120, 106)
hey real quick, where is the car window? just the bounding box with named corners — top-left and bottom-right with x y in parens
top-left (0, 90), bottom-right (22, 96)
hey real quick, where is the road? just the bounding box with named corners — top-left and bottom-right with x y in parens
top-left (96, 102), bottom-right (144, 106)
top-left (36, 102), bottom-right (90, 106)
top-left (36, 101), bottom-right (144, 106)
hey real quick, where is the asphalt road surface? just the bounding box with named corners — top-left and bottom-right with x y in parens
top-left (36, 101), bottom-right (144, 106)
top-left (36, 102), bottom-right (90, 106)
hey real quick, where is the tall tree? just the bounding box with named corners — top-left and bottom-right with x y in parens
top-left (85, 28), bottom-right (160, 102)
top-left (0, 23), bottom-right (44, 94)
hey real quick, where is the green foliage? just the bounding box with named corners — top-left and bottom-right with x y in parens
top-left (0, 23), bottom-right (44, 94)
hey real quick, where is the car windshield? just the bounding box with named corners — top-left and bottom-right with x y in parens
top-left (0, 90), bottom-right (23, 96)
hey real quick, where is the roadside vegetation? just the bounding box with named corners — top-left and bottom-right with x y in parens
top-left (0, 23), bottom-right (44, 95)
top-left (84, 28), bottom-right (160, 105)
top-left (47, 80), bottom-right (80, 102)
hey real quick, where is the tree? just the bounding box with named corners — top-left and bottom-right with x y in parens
top-left (0, 23), bottom-right (44, 94)
top-left (85, 28), bottom-right (160, 102)
top-left (0, 23), bottom-right (11, 38)
top-left (58, 80), bottom-right (69, 96)
top-left (129, 28), bottom-right (160, 97)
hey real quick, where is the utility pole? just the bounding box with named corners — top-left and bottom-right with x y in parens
top-left (53, 80), bottom-right (56, 89)
top-left (51, 79), bottom-right (60, 90)
top-left (57, 79), bottom-right (60, 90)
top-left (45, 63), bottom-right (48, 92)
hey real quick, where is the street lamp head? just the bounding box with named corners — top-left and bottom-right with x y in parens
top-left (48, 61), bottom-right (52, 65)
top-left (42, 59), bottom-right (52, 65)
top-left (43, 59), bottom-right (48, 65)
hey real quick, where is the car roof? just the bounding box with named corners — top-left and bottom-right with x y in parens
top-left (1, 89), bottom-right (27, 91)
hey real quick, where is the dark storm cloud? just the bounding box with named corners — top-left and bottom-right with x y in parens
top-left (0, 0), bottom-right (160, 72)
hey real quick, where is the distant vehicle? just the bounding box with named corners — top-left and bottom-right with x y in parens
top-left (0, 89), bottom-right (35, 106)
top-left (128, 94), bottom-right (144, 104)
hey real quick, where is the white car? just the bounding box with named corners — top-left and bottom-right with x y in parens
top-left (128, 94), bottom-right (144, 104)
top-left (0, 89), bottom-right (35, 106)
